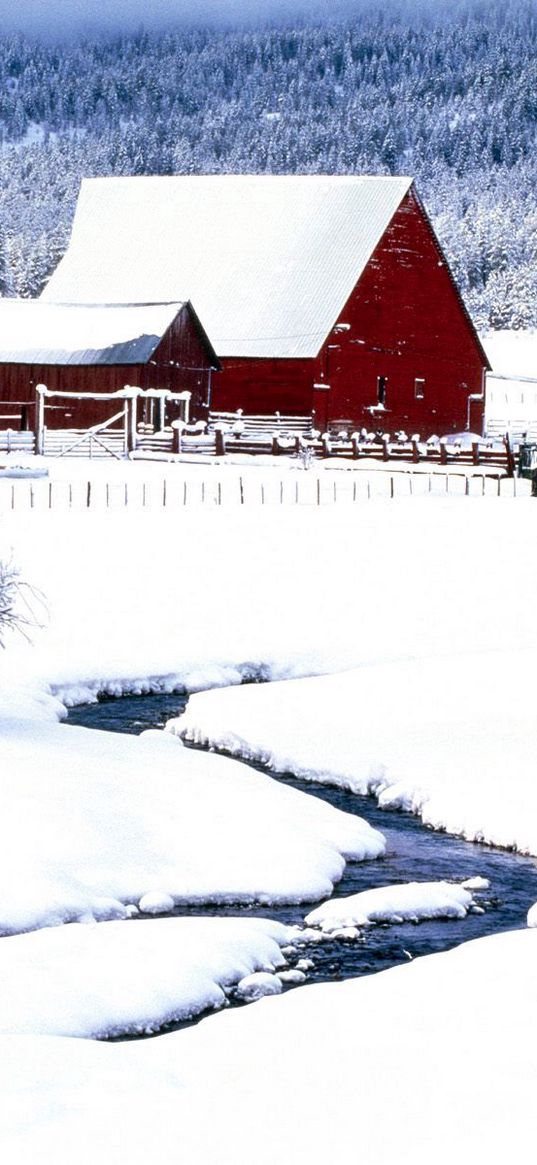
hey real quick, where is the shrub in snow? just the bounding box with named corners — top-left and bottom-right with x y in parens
top-left (0, 558), bottom-right (44, 648)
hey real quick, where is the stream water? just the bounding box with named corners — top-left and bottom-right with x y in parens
top-left (68, 692), bottom-right (537, 1023)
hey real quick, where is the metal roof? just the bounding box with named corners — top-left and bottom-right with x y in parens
top-left (42, 175), bottom-right (414, 359)
top-left (0, 300), bottom-right (186, 365)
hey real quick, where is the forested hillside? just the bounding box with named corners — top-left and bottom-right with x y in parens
top-left (0, 0), bottom-right (535, 328)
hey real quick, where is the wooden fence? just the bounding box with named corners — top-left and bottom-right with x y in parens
top-left (0, 469), bottom-right (528, 513)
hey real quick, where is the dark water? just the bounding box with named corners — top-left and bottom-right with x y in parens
top-left (68, 692), bottom-right (537, 1027)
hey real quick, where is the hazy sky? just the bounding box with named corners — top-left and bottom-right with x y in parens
top-left (0, 0), bottom-right (347, 36)
top-left (0, 0), bottom-right (471, 38)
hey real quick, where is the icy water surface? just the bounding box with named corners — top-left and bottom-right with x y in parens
top-left (68, 692), bottom-right (537, 990)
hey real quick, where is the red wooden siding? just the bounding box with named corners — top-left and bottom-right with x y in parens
top-left (213, 190), bottom-right (486, 437)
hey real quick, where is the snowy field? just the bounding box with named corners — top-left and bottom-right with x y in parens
top-left (1, 489), bottom-right (537, 1159)
top-left (1, 927), bottom-right (536, 1164)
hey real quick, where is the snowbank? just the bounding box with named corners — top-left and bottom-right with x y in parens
top-left (2, 927), bottom-right (536, 1163)
top-left (0, 718), bottom-right (384, 934)
top-left (172, 648), bottom-right (537, 854)
top-left (305, 880), bottom-right (474, 931)
top-left (0, 916), bottom-right (295, 1038)
top-left (1, 497), bottom-right (536, 709)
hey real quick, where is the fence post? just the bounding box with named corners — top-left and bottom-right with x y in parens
top-left (35, 384), bottom-right (46, 456)
top-left (215, 429), bottom-right (226, 457)
top-left (472, 441), bottom-right (480, 466)
top-left (504, 433), bottom-right (515, 478)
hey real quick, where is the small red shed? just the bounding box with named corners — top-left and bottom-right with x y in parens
top-left (0, 300), bottom-right (219, 430)
top-left (41, 175), bottom-right (489, 436)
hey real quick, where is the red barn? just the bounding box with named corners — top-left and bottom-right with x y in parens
top-left (0, 300), bottom-right (219, 430)
top-left (42, 175), bottom-right (488, 436)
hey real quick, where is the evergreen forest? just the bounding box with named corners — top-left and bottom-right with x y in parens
top-left (0, 0), bottom-right (535, 330)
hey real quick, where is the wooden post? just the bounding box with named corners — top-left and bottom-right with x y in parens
top-left (382, 437), bottom-right (390, 462)
top-left (440, 440), bottom-right (448, 465)
top-left (215, 429), bottom-right (226, 457)
top-left (472, 441), bottom-right (480, 466)
top-left (411, 440), bottom-right (420, 463)
top-left (504, 433), bottom-right (515, 478)
top-left (35, 384), bottom-right (46, 456)
top-left (321, 435), bottom-right (331, 458)
top-left (173, 425), bottom-right (182, 455)
top-left (125, 388), bottom-right (137, 454)
top-left (271, 435), bottom-right (280, 456)
top-left (351, 436), bottom-right (360, 460)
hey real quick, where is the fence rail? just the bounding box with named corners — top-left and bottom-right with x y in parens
top-left (0, 470), bottom-right (528, 513)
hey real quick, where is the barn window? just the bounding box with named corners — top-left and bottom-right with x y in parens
top-left (414, 377), bottom-right (425, 399)
top-left (377, 376), bottom-right (387, 406)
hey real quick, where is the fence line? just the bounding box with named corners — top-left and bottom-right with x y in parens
top-left (0, 470), bottom-right (528, 513)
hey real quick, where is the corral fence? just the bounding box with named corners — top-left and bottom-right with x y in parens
top-left (0, 470), bottom-right (528, 513)
top-left (0, 390), bottom-right (520, 474)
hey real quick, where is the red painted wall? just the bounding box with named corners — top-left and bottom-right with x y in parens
top-left (213, 189), bottom-right (486, 437)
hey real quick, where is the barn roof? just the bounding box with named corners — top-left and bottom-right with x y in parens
top-left (42, 174), bottom-right (414, 359)
top-left (0, 300), bottom-right (192, 365)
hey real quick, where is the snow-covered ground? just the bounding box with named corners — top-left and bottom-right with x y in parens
top-left (1, 487), bottom-right (537, 1159)
top-left (0, 916), bottom-right (298, 1038)
top-left (171, 646), bottom-right (537, 854)
top-left (1, 926), bottom-right (536, 1164)
top-left (1, 496), bottom-right (535, 705)
top-left (0, 717), bottom-right (383, 933)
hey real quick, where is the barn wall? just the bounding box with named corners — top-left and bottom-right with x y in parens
top-left (313, 188), bottom-right (486, 435)
top-left (212, 357), bottom-right (313, 416)
top-left (213, 189), bottom-right (485, 436)
top-left (0, 304), bottom-right (216, 429)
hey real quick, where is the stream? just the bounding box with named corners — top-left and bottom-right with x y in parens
top-left (68, 692), bottom-right (537, 1022)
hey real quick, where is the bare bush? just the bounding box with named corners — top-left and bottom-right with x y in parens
top-left (0, 558), bottom-right (46, 648)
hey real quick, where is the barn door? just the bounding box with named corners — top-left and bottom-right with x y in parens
top-left (312, 382), bottom-right (331, 433)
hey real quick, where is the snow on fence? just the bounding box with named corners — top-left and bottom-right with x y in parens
top-left (0, 471), bottom-right (528, 512)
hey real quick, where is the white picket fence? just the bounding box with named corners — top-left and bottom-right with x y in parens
top-left (0, 470), bottom-right (528, 512)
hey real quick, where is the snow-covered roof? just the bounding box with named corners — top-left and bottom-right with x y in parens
top-left (482, 330), bottom-right (537, 379)
top-left (0, 300), bottom-right (187, 365)
top-left (42, 175), bottom-right (414, 359)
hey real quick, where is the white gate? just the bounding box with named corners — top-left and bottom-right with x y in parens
top-left (35, 385), bottom-right (191, 459)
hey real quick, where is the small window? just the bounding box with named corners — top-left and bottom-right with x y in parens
top-left (414, 377), bottom-right (425, 400)
top-left (377, 376), bottom-right (387, 406)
